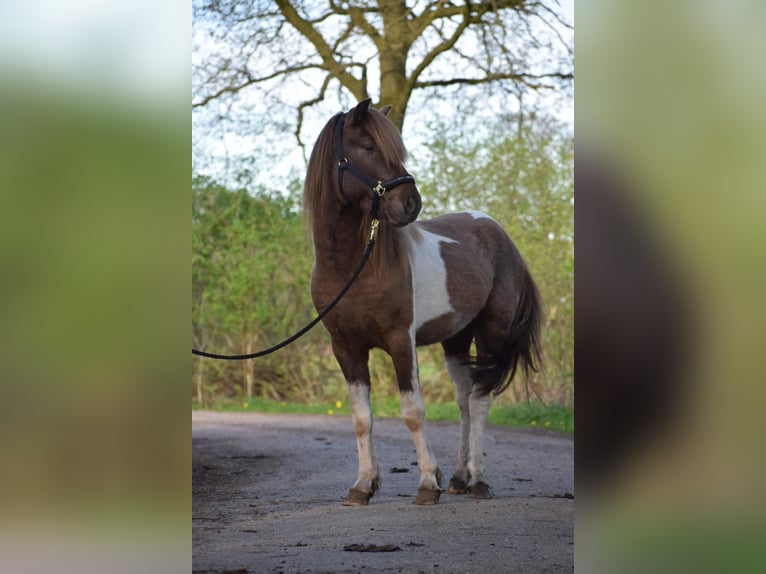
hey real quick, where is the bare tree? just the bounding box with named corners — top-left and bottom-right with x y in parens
top-left (193, 0), bottom-right (572, 145)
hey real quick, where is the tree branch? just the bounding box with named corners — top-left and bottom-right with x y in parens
top-left (192, 63), bottom-right (320, 108)
top-left (413, 71), bottom-right (573, 90)
top-left (275, 0), bottom-right (368, 100)
top-left (530, 3), bottom-right (574, 57)
top-left (347, 5), bottom-right (383, 50)
top-left (409, 0), bottom-right (525, 41)
top-left (329, 0), bottom-right (379, 16)
top-left (407, 4), bottom-right (484, 93)
top-left (296, 74), bottom-right (333, 160)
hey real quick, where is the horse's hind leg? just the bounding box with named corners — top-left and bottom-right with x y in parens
top-left (444, 355), bottom-right (492, 499)
top-left (444, 325), bottom-right (494, 500)
top-left (442, 330), bottom-right (473, 494)
top-left (465, 388), bottom-right (492, 498)
top-left (463, 305), bottom-right (521, 500)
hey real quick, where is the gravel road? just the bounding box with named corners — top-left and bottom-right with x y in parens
top-left (192, 410), bottom-right (573, 573)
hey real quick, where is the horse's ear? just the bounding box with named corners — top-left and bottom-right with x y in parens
top-left (380, 105), bottom-right (392, 116)
top-left (350, 98), bottom-right (372, 124)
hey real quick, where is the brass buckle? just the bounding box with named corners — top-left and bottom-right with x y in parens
top-left (369, 219), bottom-right (380, 242)
top-left (373, 182), bottom-right (386, 196)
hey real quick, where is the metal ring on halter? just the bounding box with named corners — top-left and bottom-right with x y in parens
top-left (373, 182), bottom-right (386, 196)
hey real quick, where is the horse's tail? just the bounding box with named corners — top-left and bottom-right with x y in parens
top-left (470, 258), bottom-right (544, 397)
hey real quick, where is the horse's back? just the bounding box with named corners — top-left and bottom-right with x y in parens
top-left (408, 211), bottom-right (515, 345)
top-left (415, 210), bottom-right (514, 262)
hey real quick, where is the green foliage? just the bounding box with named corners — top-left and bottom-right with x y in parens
top-left (192, 112), bottom-right (573, 414)
top-left (412, 114), bottom-right (574, 405)
top-left (192, 177), bottom-right (346, 404)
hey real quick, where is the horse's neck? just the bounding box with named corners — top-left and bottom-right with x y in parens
top-left (312, 207), bottom-right (411, 280)
top-left (311, 207), bottom-right (366, 277)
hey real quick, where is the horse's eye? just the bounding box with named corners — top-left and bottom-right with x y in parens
top-left (364, 143), bottom-right (375, 153)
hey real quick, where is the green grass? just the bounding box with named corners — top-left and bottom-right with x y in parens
top-left (194, 396), bottom-right (573, 433)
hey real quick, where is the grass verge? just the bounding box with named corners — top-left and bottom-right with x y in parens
top-left (193, 396), bottom-right (573, 433)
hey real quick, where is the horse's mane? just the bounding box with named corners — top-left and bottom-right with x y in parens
top-left (302, 112), bottom-right (341, 229)
top-left (303, 109), bottom-right (411, 278)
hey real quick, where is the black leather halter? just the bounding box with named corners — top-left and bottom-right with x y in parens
top-left (333, 111), bottom-right (416, 215)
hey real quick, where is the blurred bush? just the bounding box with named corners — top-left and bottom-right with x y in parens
top-left (576, 0), bottom-right (766, 571)
top-left (0, 1), bottom-right (189, 572)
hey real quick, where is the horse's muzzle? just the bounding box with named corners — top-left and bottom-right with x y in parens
top-left (385, 188), bottom-right (421, 227)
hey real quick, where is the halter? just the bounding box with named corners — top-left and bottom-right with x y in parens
top-left (333, 111), bottom-right (416, 220)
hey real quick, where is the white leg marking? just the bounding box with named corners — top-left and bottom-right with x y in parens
top-left (467, 391), bottom-right (491, 486)
top-left (400, 339), bottom-right (442, 491)
top-left (400, 388), bottom-right (442, 491)
top-left (348, 382), bottom-right (379, 493)
top-left (446, 357), bottom-right (472, 484)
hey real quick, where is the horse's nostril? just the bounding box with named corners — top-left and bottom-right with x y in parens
top-left (408, 194), bottom-right (422, 218)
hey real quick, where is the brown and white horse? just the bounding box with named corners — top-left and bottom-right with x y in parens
top-left (304, 98), bottom-right (542, 505)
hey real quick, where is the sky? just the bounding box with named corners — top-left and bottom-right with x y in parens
top-left (191, 0), bottom-right (574, 188)
top-left (0, 0), bottom-right (572, 188)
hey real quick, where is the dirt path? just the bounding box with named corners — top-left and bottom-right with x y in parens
top-left (192, 410), bottom-right (573, 573)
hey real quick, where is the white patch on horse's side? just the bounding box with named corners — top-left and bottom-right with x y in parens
top-left (464, 209), bottom-right (497, 222)
top-left (406, 227), bottom-right (456, 332)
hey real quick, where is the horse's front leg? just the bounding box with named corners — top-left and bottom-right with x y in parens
top-left (332, 342), bottom-right (380, 506)
top-left (389, 332), bottom-right (444, 504)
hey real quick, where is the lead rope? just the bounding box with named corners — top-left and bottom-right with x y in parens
top-left (192, 199), bottom-right (381, 361)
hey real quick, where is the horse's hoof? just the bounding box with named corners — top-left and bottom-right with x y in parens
top-left (414, 488), bottom-right (442, 505)
top-left (447, 478), bottom-right (469, 494)
top-left (343, 488), bottom-right (373, 506)
top-left (468, 482), bottom-right (493, 499)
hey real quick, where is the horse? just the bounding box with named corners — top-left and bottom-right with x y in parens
top-left (303, 98), bottom-right (542, 505)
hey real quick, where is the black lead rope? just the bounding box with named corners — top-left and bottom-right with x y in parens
top-left (191, 241), bottom-right (375, 360)
top-left (192, 206), bottom-right (379, 361)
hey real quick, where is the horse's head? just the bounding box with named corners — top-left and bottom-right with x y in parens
top-left (334, 99), bottom-right (421, 227)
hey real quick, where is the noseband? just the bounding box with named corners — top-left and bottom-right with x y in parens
top-left (333, 111), bottom-right (416, 216)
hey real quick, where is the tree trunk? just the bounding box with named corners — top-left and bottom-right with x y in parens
top-left (378, 0), bottom-right (412, 132)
